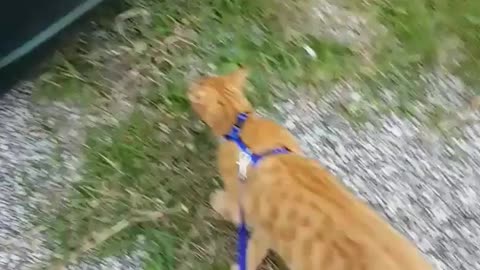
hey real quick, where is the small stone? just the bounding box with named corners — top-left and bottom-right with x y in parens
top-left (158, 123), bottom-right (171, 133)
top-left (350, 92), bottom-right (361, 102)
top-left (302, 44), bottom-right (317, 59)
top-left (470, 96), bottom-right (480, 110)
top-left (285, 119), bottom-right (296, 130)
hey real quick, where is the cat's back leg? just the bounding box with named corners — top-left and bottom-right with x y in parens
top-left (230, 232), bottom-right (270, 270)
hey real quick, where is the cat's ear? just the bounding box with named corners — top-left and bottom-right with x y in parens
top-left (225, 68), bottom-right (249, 92)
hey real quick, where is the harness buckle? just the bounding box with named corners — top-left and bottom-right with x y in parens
top-left (237, 150), bottom-right (251, 180)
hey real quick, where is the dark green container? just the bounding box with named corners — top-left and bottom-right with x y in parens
top-left (0, 0), bottom-right (106, 92)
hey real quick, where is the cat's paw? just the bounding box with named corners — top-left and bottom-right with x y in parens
top-left (209, 189), bottom-right (229, 217)
top-left (230, 263), bottom-right (239, 270)
top-left (210, 189), bottom-right (242, 224)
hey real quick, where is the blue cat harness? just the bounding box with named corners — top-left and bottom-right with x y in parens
top-left (223, 112), bottom-right (290, 270)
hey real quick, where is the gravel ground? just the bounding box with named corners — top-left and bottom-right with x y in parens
top-left (1, 73), bottom-right (479, 270)
top-left (272, 78), bottom-right (480, 270)
top-left (0, 86), bottom-right (56, 269)
top-left (0, 85), bottom-right (143, 270)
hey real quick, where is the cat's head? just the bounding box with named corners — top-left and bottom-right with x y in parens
top-left (188, 68), bottom-right (252, 135)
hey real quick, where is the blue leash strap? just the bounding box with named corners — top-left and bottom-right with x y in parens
top-left (224, 112), bottom-right (290, 270)
top-left (237, 210), bottom-right (249, 270)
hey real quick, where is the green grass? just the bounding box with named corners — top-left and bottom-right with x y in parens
top-left (335, 0), bottom-right (480, 124)
top-left (35, 0), bottom-right (480, 269)
top-left (46, 108), bottom-right (234, 269)
top-left (367, 0), bottom-right (480, 85)
top-left (36, 0), bottom-right (358, 269)
top-left (342, 0), bottom-right (479, 69)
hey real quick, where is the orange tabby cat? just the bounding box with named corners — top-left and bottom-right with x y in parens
top-left (188, 68), bottom-right (433, 270)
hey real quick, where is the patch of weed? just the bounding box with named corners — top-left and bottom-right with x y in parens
top-left (36, 0), bottom-right (359, 107)
top-left (33, 52), bottom-right (100, 104)
top-left (356, 0), bottom-right (480, 89)
top-left (331, 0), bottom-right (480, 124)
top-left (45, 105), bottom-right (236, 269)
top-left (374, 0), bottom-right (439, 68)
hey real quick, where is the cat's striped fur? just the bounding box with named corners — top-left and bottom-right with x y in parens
top-left (188, 68), bottom-right (433, 270)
